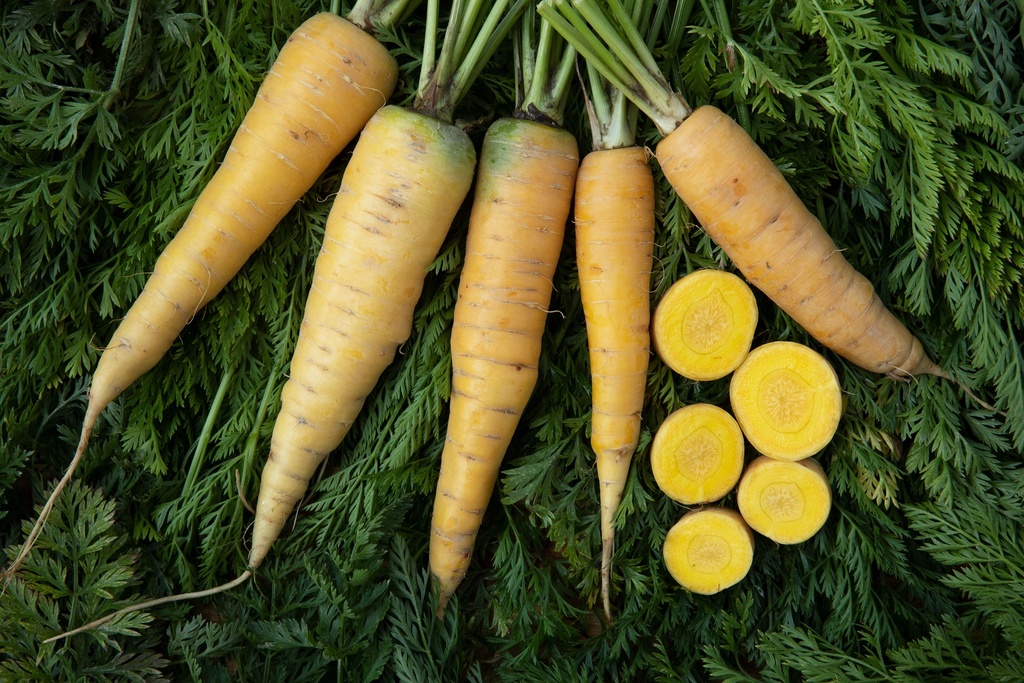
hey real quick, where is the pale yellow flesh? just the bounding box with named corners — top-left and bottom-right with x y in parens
top-left (729, 341), bottom-right (842, 460)
top-left (250, 106), bottom-right (476, 569)
top-left (651, 404), bottom-right (745, 505)
top-left (663, 508), bottom-right (754, 595)
top-left (737, 456), bottom-right (831, 544)
top-left (652, 269), bottom-right (758, 381)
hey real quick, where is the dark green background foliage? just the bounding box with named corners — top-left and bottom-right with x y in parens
top-left (2, 0), bottom-right (1023, 680)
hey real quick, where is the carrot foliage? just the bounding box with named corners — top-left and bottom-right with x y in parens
top-left (2, 0), bottom-right (1024, 680)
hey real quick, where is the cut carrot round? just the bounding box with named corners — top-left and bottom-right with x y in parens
top-left (662, 508), bottom-right (754, 595)
top-left (652, 269), bottom-right (758, 381)
top-left (737, 456), bottom-right (831, 544)
top-left (651, 404), bottom-right (745, 505)
top-left (729, 341), bottom-right (842, 461)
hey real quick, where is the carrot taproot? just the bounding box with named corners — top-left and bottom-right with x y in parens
top-left (571, 0), bottom-right (663, 621)
top-left (248, 104), bottom-right (476, 567)
top-left (429, 14), bottom-right (578, 614)
top-left (576, 145), bottom-right (654, 620)
top-left (539, 0), bottom-right (948, 383)
top-left (4, 9), bottom-right (398, 582)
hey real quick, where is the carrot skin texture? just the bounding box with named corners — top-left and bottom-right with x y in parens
top-left (430, 118), bottom-right (579, 610)
top-left (249, 105), bottom-right (476, 569)
top-left (4, 13), bottom-right (397, 581)
top-left (656, 106), bottom-right (944, 379)
top-left (574, 146), bottom-right (654, 620)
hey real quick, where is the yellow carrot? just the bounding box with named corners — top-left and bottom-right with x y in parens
top-left (575, 145), bottom-right (654, 620)
top-left (428, 12), bottom-right (578, 615)
top-left (5, 11), bottom-right (398, 581)
top-left (429, 117), bottom-right (579, 613)
top-left (249, 104), bottom-right (476, 567)
top-left (656, 107), bottom-right (945, 379)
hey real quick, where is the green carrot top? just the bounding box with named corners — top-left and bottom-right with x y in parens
top-left (513, 10), bottom-right (576, 127)
top-left (538, 0), bottom-right (691, 135)
top-left (414, 0), bottom-right (530, 123)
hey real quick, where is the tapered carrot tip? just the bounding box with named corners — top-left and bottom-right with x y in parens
top-left (651, 403), bottom-right (745, 505)
top-left (663, 508), bottom-right (754, 595)
top-left (737, 456), bottom-right (831, 544)
top-left (3, 397), bottom-right (102, 581)
top-left (729, 342), bottom-right (842, 461)
top-left (652, 269), bottom-right (758, 381)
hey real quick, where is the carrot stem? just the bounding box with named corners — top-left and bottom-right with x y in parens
top-left (347, 0), bottom-right (422, 32)
top-left (415, 0), bottom-right (528, 122)
top-left (517, 11), bottom-right (576, 124)
top-left (102, 0), bottom-right (140, 109)
top-left (538, 0), bottom-right (691, 134)
top-left (181, 367), bottom-right (233, 499)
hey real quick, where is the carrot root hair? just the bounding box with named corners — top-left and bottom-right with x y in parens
top-left (3, 401), bottom-right (101, 583)
top-left (43, 570), bottom-right (254, 644)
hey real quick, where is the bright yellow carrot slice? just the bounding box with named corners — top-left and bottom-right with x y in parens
top-left (662, 508), bottom-right (754, 595)
top-left (652, 269), bottom-right (758, 381)
top-left (651, 404), bottom-right (745, 505)
top-left (736, 456), bottom-right (831, 544)
top-left (729, 341), bottom-right (843, 461)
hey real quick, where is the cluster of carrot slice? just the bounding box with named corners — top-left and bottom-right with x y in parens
top-left (651, 271), bottom-right (839, 595)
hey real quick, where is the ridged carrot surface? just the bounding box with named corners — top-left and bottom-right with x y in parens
top-left (429, 118), bottom-right (579, 611)
top-left (574, 145), bottom-right (654, 618)
top-left (249, 105), bottom-right (476, 568)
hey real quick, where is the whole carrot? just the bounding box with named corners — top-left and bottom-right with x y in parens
top-left (248, 104), bottom-right (476, 567)
top-left (576, 146), bottom-right (654, 620)
top-left (430, 13), bottom-right (578, 614)
top-left (571, 0), bottom-right (658, 621)
top-left (5, 7), bottom-right (399, 581)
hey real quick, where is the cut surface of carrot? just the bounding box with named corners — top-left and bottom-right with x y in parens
top-left (653, 269), bottom-right (758, 381)
top-left (729, 341), bottom-right (842, 461)
top-left (662, 508), bottom-right (754, 595)
top-left (651, 404), bottom-right (745, 505)
top-left (736, 456), bottom-right (831, 544)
